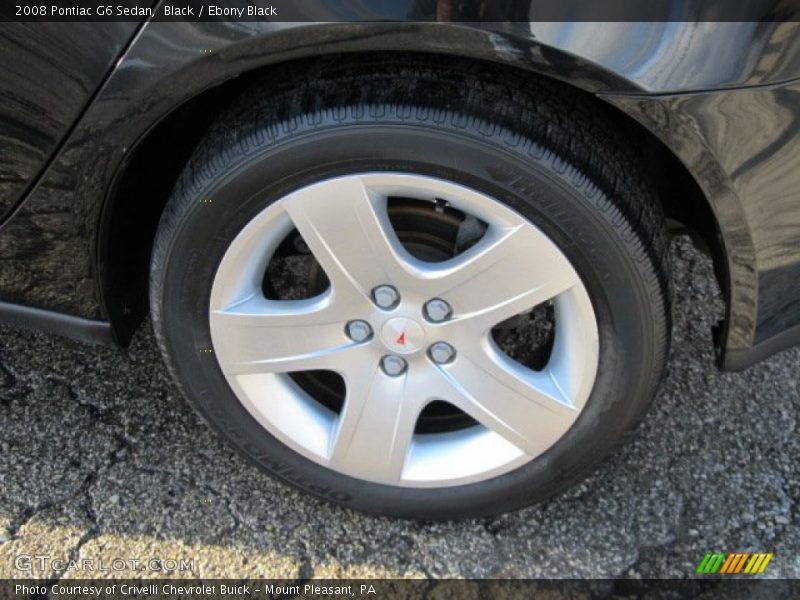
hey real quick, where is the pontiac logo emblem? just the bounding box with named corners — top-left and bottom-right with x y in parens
top-left (381, 317), bottom-right (425, 354)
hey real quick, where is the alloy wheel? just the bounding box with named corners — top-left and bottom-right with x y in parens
top-left (209, 173), bottom-right (599, 487)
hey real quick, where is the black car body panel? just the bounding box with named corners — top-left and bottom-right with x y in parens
top-left (0, 22), bottom-right (139, 221)
top-left (607, 82), bottom-right (800, 369)
top-left (2, 13), bottom-right (800, 369)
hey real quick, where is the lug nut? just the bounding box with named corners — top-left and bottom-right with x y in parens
top-left (380, 355), bottom-right (408, 377)
top-left (424, 298), bottom-right (452, 322)
top-left (346, 320), bottom-right (373, 342)
top-left (372, 285), bottom-right (400, 309)
top-left (429, 342), bottom-right (456, 364)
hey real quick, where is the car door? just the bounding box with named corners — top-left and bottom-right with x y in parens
top-left (0, 22), bottom-right (141, 223)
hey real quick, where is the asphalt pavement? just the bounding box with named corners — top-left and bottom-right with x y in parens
top-left (0, 236), bottom-right (798, 580)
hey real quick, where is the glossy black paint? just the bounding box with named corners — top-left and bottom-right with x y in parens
top-left (1, 14), bottom-right (800, 369)
top-left (0, 21), bottom-right (140, 317)
top-left (606, 80), bottom-right (800, 366)
top-left (0, 23), bottom-right (138, 221)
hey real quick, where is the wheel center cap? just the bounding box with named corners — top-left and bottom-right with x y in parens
top-left (381, 317), bottom-right (425, 354)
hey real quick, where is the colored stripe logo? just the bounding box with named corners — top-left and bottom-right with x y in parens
top-left (696, 552), bottom-right (773, 574)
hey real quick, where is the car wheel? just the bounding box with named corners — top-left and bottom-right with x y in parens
top-left (150, 60), bottom-right (671, 519)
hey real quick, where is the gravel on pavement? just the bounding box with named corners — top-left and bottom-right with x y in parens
top-left (0, 236), bottom-right (797, 580)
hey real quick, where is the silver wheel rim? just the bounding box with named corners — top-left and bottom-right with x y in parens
top-left (209, 173), bottom-right (599, 487)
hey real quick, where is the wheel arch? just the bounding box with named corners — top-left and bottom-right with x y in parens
top-left (97, 47), bottom-right (729, 352)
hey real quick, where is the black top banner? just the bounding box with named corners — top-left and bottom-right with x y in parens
top-left (3, 0), bottom-right (800, 22)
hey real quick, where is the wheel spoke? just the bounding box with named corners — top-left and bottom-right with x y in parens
top-left (328, 365), bottom-right (427, 484)
top-left (431, 344), bottom-right (579, 456)
top-left (434, 224), bottom-right (581, 331)
top-left (210, 294), bottom-right (359, 375)
top-left (281, 175), bottom-right (412, 300)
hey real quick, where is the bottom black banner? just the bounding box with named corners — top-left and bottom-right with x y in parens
top-left (1, 579), bottom-right (798, 600)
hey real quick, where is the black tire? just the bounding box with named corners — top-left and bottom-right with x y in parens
top-left (150, 57), bottom-right (671, 519)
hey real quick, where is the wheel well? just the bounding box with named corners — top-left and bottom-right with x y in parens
top-left (99, 51), bottom-right (727, 345)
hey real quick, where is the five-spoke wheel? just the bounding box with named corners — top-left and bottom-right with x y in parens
top-left (209, 174), bottom-right (598, 486)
